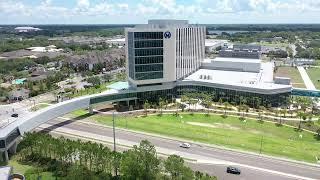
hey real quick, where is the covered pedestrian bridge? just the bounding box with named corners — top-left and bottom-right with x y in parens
top-left (0, 89), bottom-right (138, 162)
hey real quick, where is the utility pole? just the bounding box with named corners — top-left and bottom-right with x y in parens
top-left (113, 111), bottom-right (116, 152)
top-left (112, 111), bottom-right (118, 177)
top-left (259, 134), bottom-right (264, 155)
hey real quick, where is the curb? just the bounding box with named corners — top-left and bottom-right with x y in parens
top-left (60, 116), bottom-right (320, 168)
top-left (36, 126), bottom-right (197, 163)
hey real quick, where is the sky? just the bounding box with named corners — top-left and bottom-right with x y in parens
top-left (0, 0), bottom-right (320, 24)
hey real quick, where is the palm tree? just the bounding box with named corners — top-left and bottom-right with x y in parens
top-left (189, 99), bottom-right (198, 113)
top-left (159, 97), bottom-right (165, 115)
top-left (297, 111), bottom-right (305, 130)
top-left (211, 92), bottom-right (216, 106)
top-left (174, 101), bottom-right (180, 116)
top-left (223, 102), bottom-right (230, 117)
top-left (143, 100), bottom-right (151, 116)
top-left (258, 106), bottom-right (266, 120)
top-left (316, 128), bottom-right (320, 139)
top-left (181, 94), bottom-right (191, 111)
top-left (202, 93), bottom-right (212, 116)
top-left (241, 104), bottom-right (249, 119)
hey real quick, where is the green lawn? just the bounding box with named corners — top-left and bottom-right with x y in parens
top-left (70, 110), bottom-right (320, 163)
top-left (307, 67), bottom-right (320, 90)
top-left (7, 156), bottom-right (56, 179)
top-left (255, 41), bottom-right (289, 48)
top-left (275, 66), bottom-right (305, 88)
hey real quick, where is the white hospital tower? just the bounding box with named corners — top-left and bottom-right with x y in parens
top-left (124, 19), bottom-right (292, 107)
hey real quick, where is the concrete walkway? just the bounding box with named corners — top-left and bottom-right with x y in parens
top-left (297, 66), bottom-right (316, 90)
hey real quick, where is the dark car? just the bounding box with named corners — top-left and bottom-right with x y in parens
top-left (226, 166), bottom-right (241, 175)
top-left (11, 113), bottom-right (19, 118)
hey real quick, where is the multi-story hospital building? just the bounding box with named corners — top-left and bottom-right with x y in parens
top-left (123, 20), bottom-right (292, 107)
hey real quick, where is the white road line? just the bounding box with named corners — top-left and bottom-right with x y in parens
top-left (58, 117), bottom-right (71, 120)
top-left (37, 123), bottom-right (318, 180)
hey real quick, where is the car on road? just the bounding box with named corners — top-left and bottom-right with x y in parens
top-left (11, 113), bottom-right (19, 118)
top-left (179, 142), bottom-right (191, 148)
top-left (226, 166), bottom-right (241, 175)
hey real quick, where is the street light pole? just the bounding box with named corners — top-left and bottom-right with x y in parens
top-left (112, 111), bottom-right (118, 177)
top-left (112, 111), bottom-right (116, 152)
top-left (259, 121), bottom-right (264, 155)
top-left (259, 135), bottom-right (263, 155)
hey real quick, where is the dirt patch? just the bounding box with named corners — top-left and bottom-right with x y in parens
top-left (186, 122), bottom-right (240, 130)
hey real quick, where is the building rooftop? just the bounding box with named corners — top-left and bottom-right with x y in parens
top-left (206, 57), bottom-right (261, 64)
top-left (183, 62), bottom-right (288, 90)
top-left (15, 26), bottom-right (41, 30)
top-left (205, 39), bottom-right (228, 47)
top-left (11, 78), bottom-right (26, 85)
top-left (107, 81), bottom-right (129, 90)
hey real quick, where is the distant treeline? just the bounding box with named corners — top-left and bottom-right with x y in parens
top-left (2, 24), bottom-right (320, 37)
top-left (0, 25), bottom-right (132, 37)
top-left (205, 24), bottom-right (320, 32)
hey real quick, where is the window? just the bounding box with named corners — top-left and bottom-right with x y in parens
top-left (135, 40), bottom-right (163, 48)
top-left (135, 56), bottom-right (163, 64)
top-left (135, 64), bottom-right (163, 72)
top-left (134, 32), bottom-right (163, 39)
top-left (135, 48), bottom-right (163, 56)
top-left (135, 72), bottom-right (163, 80)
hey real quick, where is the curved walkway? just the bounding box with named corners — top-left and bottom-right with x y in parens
top-left (297, 66), bottom-right (316, 90)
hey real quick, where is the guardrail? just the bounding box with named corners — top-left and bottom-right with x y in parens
top-left (292, 88), bottom-right (320, 97)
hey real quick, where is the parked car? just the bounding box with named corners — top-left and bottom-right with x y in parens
top-left (11, 113), bottom-right (19, 118)
top-left (226, 166), bottom-right (241, 175)
top-left (179, 142), bottom-right (191, 148)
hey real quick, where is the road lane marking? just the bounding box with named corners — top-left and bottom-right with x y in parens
top-left (37, 123), bottom-right (319, 180)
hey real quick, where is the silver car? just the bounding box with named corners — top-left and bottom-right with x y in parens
top-left (179, 142), bottom-right (191, 148)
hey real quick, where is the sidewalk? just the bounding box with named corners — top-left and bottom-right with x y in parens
top-left (297, 66), bottom-right (316, 90)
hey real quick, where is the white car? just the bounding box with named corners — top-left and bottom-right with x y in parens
top-left (179, 142), bottom-right (191, 148)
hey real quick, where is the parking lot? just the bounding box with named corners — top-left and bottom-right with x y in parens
top-left (0, 102), bottom-right (31, 128)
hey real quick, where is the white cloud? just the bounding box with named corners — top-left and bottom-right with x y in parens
top-left (77, 0), bottom-right (90, 8)
top-left (0, 0), bottom-right (320, 23)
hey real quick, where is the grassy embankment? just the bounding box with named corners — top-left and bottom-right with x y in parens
top-left (70, 110), bottom-right (320, 163)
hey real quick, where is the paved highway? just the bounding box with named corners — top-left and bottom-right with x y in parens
top-left (37, 118), bottom-right (320, 180)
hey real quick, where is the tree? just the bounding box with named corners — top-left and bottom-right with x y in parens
top-left (297, 111), bottom-right (305, 130)
top-left (102, 74), bottom-right (113, 83)
top-left (202, 93), bottom-right (213, 116)
top-left (195, 171), bottom-right (217, 180)
top-left (181, 94), bottom-right (190, 111)
top-left (87, 76), bottom-right (101, 87)
top-left (223, 102), bottom-right (230, 118)
top-left (143, 100), bottom-right (150, 116)
top-left (164, 155), bottom-right (194, 179)
top-left (190, 99), bottom-right (198, 113)
top-left (316, 128), bottom-right (320, 139)
top-left (121, 140), bottom-right (160, 180)
top-left (159, 97), bottom-right (165, 115)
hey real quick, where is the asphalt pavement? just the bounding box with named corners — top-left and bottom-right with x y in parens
top-left (37, 118), bottom-right (320, 180)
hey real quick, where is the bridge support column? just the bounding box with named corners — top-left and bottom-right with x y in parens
top-left (89, 105), bottom-right (94, 114)
top-left (8, 142), bottom-right (17, 154)
top-left (1, 151), bottom-right (9, 163)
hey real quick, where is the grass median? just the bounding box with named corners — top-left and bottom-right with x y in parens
top-left (307, 67), bottom-right (320, 90)
top-left (70, 110), bottom-right (320, 163)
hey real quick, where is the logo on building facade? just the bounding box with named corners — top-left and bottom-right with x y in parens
top-left (164, 31), bottom-right (171, 39)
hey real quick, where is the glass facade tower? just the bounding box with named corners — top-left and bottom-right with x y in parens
top-left (127, 32), bottom-right (164, 81)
